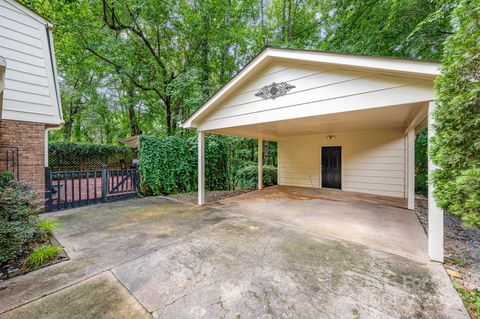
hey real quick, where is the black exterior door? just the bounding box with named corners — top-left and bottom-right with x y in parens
top-left (322, 146), bottom-right (341, 189)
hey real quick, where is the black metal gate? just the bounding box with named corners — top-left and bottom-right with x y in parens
top-left (44, 164), bottom-right (140, 212)
top-left (0, 146), bottom-right (19, 180)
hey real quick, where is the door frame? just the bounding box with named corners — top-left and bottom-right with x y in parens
top-left (320, 146), bottom-right (342, 189)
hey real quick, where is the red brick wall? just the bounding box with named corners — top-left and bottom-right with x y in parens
top-left (0, 119), bottom-right (46, 198)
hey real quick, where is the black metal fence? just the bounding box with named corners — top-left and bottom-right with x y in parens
top-left (44, 164), bottom-right (140, 212)
top-left (0, 146), bottom-right (19, 180)
top-left (48, 142), bottom-right (136, 171)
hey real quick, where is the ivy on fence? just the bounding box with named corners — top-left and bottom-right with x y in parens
top-left (138, 135), bottom-right (277, 195)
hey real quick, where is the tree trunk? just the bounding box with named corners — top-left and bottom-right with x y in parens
top-left (260, 0), bottom-right (267, 46)
top-left (282, 0), bottom-right (287, 43)
top-left (64, 120), bottom-right (73, 141)
top-left (287, 0), bottom-right (293, 42)
top-left (127, 104), bottom-right (141, 136)
top-left (201, 2), bottom-right (210, 99)
top-left (126, 87), bottom-right (141, 136)
top-left (165, 95), bottom-right (172, 135)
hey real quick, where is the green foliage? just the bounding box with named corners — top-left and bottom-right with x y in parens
top-left (37, 220), bottom-right (60, 241)
top-left (19, 0), bottom-right (478, 228)
top-left (454, 284), bottom-right (480, 319)
top-left (22, 246), bottom-right (62, 271)
top-left (235, 163), bottom-right (278, 189)
top-left (431, 0), bottom-right (480, 228)
top-left (20, 0), bottom-right (456, 141)
top-left (48, 142), bottom-right (134, 170)
top-left (415, 129), bottom-right (428, 195)
top-left (0, 171), bottom-right (14, 188)
top-left (139, 135), bottom-right (197, 195)
top-left (318, 0), bottom-right (454, 59)
top-left (0, 180), bottom-right (40, 275)
top-left (139, 135), bottom-right (277, 195)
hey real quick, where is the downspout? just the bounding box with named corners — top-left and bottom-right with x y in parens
top-left (45, 24), bottom-right (63, 122)
top-left (0, 56), bottom-right (6, 120)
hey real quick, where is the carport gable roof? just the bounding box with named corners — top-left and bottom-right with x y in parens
top-left (182, 47), bottom-right (440, 129)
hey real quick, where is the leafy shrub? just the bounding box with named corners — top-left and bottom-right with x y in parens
top-left (0, 173), bottom-right (40, 277)
top-left (431, 1), bottom-right (480, 228)
top-left (48, 142), bottom-right (134, 170)
top-left (0, 171), bottom-right (14, 188)
top-left (22, 246), bottom-right (62, 271)
top-left (235, 162), bottom-right (278, 189)
top-left (435, 168), bottom-right (480, 227)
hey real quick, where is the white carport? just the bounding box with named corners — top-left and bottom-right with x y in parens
top-left (182, 47), bottom-right (444, 262)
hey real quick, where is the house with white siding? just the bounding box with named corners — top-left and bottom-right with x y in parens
top-left (0, 0), bottom-right (62, 195)
top-left (183, 47), bottom-right (445, 262)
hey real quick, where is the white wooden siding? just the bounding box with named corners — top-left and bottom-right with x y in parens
top-left (278, 129), bottom-right (405, 198)
top-left (0, 0), bottom-right (62, 124)
top-left (198, 63), bottom-right (434, 131)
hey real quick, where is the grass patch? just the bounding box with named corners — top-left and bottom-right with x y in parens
top-left (37, 219), bottom-right (60, 240)
top-left (22, 245), bottom-right (63, 271)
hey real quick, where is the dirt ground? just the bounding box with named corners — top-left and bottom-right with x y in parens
top-left (167, 189), bottom-right (252, 204)
top-left (415, 196), bottom-right (480, 318)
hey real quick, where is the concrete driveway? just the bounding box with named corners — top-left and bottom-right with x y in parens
top-left (0, 193), bottom-right (467, 318)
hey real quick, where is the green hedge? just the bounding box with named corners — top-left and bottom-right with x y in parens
top-left (431, 0), bottom-right (480, 228)
top-left (415, 129), bottom-right (428, 195)
top-left (235, 162), bottom-right (277, 189)
top-left (48, 142), bottom-right (134, 170)
top-left (138, 135), bottom-right (277, 195)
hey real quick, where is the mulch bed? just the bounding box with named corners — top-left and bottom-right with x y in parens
top-left (0, 236), bottom-right (69, 283)
top-left (167, 189), bottom-right (253, 205)
top-left (415, 196), bottom-right (480, 318)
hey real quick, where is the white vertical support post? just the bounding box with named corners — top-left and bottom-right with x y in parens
top-left (44, 129), bottom-right (50, 167)
top-left (198, 131), bottom-right (205, 205)
top-left (428, 101), bottom-right (443, 262)
top-left (407, 128), bottom-right (415, 210)
top-left (258, 139), bottom-right (263, 190)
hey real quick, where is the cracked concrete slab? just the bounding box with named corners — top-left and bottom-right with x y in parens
top-left (0, 197), bottom-right (226, 313)
top-left (112, 216), bottom-right (467, 319)
top-left (215, 186), bottom-right (429, 261)
top-left (0, 193), bottom-right (468, 318)
top-left (1, 272), bottom-right (150, 319)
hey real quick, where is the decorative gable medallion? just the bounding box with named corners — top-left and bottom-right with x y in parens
top-left (255, 82), bottom-right (295, 99)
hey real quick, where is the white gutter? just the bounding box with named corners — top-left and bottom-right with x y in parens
top-left (0, 56), bottom-right (6, 119)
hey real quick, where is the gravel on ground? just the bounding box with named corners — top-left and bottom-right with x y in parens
top-left (166, 189), bottom-right (252, 205)
top-left (415, 196), bottom-right (480, 318)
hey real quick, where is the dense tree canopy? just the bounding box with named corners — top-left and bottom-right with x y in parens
top-left (18, 0), bottom-right (479, 225)
top-left (20, 0), bottom-right (457, 141)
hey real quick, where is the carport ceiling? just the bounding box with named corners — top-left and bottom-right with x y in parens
top-left (210, 102), bottom-right (426, 140)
